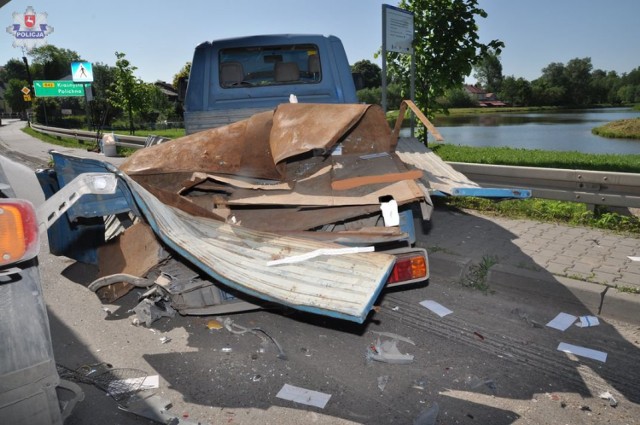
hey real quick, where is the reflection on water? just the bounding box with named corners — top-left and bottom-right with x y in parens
top-left (424, 108), bottom-right (640, 154)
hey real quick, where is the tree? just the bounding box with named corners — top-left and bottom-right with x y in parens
top-left (564, 57), bottom-right (592, 105)
top-left (473, 49), bottom-right (503, 93)
top-left (4, 79), bottom-right (31, 115)
top-left (90, 62), bottom-right (118, 129)
top-left (28, 45), bottom-right (82, 80)
top-left (351, 60), bottom-right (382, 89)
top-left (172, 62), bottom-right (191, 90)
top-left (109, 51), bottom-right (145, 134)
top-left (499, 76), bottom-right (532, 106)
top-left (386, 0), bottom-right (503, 118)
top-left (0, 58), bottom-right (30, 83)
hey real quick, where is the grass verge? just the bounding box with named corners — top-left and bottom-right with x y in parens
top-left (441, 197), bottom-right (640, 235)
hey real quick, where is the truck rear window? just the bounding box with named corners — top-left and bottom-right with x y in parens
top-left (219, 44), bottom-right (322, 88)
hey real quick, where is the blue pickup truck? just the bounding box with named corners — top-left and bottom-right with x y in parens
top-left (182, 34), bottom-right (360, 134)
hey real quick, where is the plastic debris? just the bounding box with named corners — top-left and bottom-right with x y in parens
top-left (130, 297), bottom-right (176, 327)
top-left (377, 375), bottom-right (389, 392)
top-left (413, 402), bottom-right (439, 425)
top-left (266, 246), bottom-right (374, 266)
top-left (159, 336), bottom-right (171, 344)
top-left (223, 318), bottom-right (287, 360)
top-left (276, 383), bottom-right (331, 409)
top-left (627, 256), bottom-right (640, 262)
top-left (576, 315), bottom-right (600, 328)
top-left (599, 391), bottom-right (618, 407)
top-left (206, 319), bottom-right (224, 330)
top-left (419, 300), bottom-right (452, 317)
top-left (366, 331), bottom-right (415, 364)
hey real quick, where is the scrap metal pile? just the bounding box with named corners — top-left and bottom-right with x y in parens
top-left (118, 102), bottom-right (429, 234)
top-left (85, 102), bottom-right (432, 323)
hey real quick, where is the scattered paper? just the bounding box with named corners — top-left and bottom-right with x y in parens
top-left (576, 315), bottom-right (600, 328)
top-left (419, 300), bottom-right (453, 317)
top-left (546, 312), bottom-right (577, 331)
top-left (557, 342), bottom-right (607, 363)
top-left (276, 384), bottom-right (331, 409)
top-left (628, 256), bottom-right (640, 262)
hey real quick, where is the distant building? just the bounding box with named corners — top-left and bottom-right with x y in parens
top-left (464, 84), bottom-right (506, 107)
top-left (154, 81), bottom-right (178, 102)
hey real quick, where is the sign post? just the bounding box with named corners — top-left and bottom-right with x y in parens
top-left (71, 61), bottom-right (95, 138)
top-left (381, 4), bottom-right (414, 136)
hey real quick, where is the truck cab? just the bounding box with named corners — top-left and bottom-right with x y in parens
top-left (183, 34), bottom-right (359, 134)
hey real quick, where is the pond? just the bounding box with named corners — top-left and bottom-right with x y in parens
top-left (422, 108), bottom-right (640, 155)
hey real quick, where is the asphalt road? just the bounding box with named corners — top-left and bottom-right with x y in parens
top-left (0, 123), bottom-right (638, 424)
top-left (38, 246), bottom-right (640, 425)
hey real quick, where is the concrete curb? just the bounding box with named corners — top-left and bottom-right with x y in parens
top-left (429, 253), bottom-right (639, 326)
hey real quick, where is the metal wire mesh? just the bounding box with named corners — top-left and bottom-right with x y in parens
top-left (57, 363), bottom-right (148, 403)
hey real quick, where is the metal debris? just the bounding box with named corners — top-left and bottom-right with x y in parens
top-left (130, 297), bottom-right (176, 327)
top-left (366, 331), bottom-right (415, 364)
top-left (223, 318), bottom-right (287, 360)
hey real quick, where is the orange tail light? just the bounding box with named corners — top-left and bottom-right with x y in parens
top-left (0, 200), bottom-right (39, 267)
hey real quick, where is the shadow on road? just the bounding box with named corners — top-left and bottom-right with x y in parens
top-left (49, 206), bottom-right (640, 424)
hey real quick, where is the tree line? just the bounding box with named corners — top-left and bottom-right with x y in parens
top-left (351, 0), bottom-right (639, 114)
top-left (0, 45), bottom-right (186, 134)
top-left (353, 55), bottom-right (640, 110)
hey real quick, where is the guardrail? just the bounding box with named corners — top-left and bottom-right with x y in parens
top-left (449, 162), bottom-right (640, 209)
top-left (30, 123), bottom-right (147, 149)
top-left (30, 123), bottom-right (640, 209)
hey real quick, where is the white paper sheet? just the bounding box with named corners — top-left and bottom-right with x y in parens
top-left (419, 300), bottom-right (453, 317)
top-left (557, 342), bottom-right (607, 363)
top-left (276, 384), bottom-right (331, 409)
top-left (576, 315), bottom-right (600, 328)
top-left (546, 312), bottom-right (577, 331)
top-left (628, 256), bottom-right (640, 262)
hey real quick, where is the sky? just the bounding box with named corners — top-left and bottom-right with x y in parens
top-left (1, 0), bottom-right (639, 85)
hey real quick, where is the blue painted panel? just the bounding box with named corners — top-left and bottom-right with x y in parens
top-left (450, 187), bottom-right (532, 198)
top-left (50, 151), bottom-right (139, 220)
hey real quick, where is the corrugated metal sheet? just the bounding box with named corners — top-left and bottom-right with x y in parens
top-left (122, 174), bottom-right (395, 323)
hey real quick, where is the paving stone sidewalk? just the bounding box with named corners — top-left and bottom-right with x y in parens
top-left (422, 207), bottom-right (640, 293)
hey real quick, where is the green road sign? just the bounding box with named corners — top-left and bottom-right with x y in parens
top-left (33, 80), bottom-right (86, 97)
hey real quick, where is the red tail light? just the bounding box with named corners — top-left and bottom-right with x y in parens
top-left (387, 252), bottom-right (428, 285)
top-left (0, 200), bottom-right (39, 267)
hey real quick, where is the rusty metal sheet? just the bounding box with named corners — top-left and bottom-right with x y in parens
top-left (269, 103), bottom-right (391, 164)
top-left (121, 110), bottom-right (283, 180)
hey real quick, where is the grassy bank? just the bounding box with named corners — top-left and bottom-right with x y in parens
top-left (592, 117), bottom-right (640, 139)
top-left (432, 144), bottom-right (640, 173)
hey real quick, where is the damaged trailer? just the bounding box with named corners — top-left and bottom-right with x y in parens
top-left (39, 103), bottom-right (436, 324)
